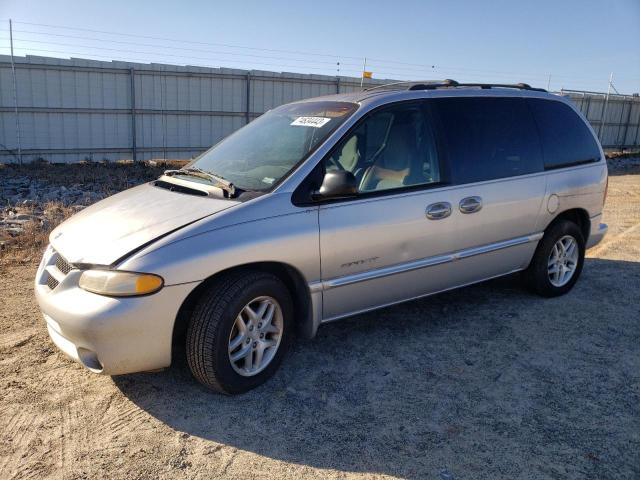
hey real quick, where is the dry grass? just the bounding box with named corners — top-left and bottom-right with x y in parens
top-left (606, 149), bottom-right (640, 159)
top-left (1, 160), bottom-right (187, 196)
top-left (0, 160), bottom-right (188, 268)
top-left (0, 202), bottom-right (75, 267)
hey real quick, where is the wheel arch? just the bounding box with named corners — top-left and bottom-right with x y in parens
top-left (544, 208), bottom-right (590, 242)
top-left (171, 261), bottom-right (313, 359)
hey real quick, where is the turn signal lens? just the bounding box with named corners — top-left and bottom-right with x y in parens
top-left (79, 270), bottom-right (164, 297)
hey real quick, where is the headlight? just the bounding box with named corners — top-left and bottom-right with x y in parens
top-left (79, 270), bottom-right (164, 297)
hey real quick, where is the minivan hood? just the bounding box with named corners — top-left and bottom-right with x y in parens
top-left (50, 182), bottom-right (239, 265)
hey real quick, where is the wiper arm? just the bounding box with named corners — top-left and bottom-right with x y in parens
top-left (164, 167), bottom-right (236, 197)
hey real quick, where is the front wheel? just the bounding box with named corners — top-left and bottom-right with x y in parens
top-left (186, 271), bottom-right (293, 394)
top-left (523, 220), bottom-right (585, 297)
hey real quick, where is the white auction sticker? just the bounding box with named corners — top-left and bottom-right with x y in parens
top-left (290, 116), bottom-right (331, 128)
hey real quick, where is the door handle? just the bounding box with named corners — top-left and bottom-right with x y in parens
top-left (425, 202), bottom-right (452, 220)
top-left (459, 196), bottom-right (483, 214)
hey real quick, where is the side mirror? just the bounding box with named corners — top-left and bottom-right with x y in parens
top-left (312, 170), bottom-right (358, 200)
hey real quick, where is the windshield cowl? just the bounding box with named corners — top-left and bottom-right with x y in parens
top-left (164, 167), bottom-right (238, 197)
top-left (156, 173), bottom-right (240, 199)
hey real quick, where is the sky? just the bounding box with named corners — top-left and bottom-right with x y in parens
top-left (0, 0), bottom-right (639, 94)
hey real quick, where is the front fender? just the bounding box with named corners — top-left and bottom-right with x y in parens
top-left (119, 209), bottom-right (320, 286)
top-left (120, 208), bottom-right (323, 338)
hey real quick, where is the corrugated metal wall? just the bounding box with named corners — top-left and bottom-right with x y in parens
top-left (1, 54), bottom-right (638, 163)
top-left (560, 90), bottom-right (640, 149)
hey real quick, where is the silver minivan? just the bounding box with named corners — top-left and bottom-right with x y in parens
top-left (35, 81), bottom-right (608, 394)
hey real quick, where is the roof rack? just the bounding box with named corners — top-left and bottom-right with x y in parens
top-left (363, 80), bottom-right (450, 92)
top-left (365, 79), bottom-right (547, 93)
top-left (414, 81), bottom-right (547, 92)
top-left (407, 79), bottom-right (460, 90)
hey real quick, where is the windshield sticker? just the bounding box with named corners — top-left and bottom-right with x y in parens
top-left (262, 177), bottom-right (275, 184)
top-left (290, 116), bottom-right (331, 128)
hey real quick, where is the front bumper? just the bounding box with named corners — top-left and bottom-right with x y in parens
top-left (34, 246), bottom-right (198, 375)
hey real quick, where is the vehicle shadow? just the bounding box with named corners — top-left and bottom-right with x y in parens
top-left (113, 258), bottom-right (640, 478)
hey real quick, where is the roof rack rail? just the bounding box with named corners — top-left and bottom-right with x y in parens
top-left (408, 79), bottom-right (459, 90)
top-left (412, 81), bottom-right (547, 92)
top-left (363, 80), bottom-right (448, 92)
top-left (364, 79), bottom-right (546, 93)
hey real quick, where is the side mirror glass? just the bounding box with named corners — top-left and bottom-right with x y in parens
top-left (312, 170), bottom-right (358, 200)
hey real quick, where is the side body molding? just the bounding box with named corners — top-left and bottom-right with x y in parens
top-left (308, 232), bottom-right (544, 326)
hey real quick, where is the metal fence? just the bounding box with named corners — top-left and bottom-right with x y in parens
top-left (559, 89), bottom-right (640, 149)
top-left (1, 54), bottom-right (638, 163)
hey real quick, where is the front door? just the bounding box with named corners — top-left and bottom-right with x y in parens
top-left (318, 101), bottom-right (460, 320)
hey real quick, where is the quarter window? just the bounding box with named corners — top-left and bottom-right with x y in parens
top-left (432, 97), bottom-right (544, 184)
top-left (527, 99), bottom-right (601, 169)
top-left (324, 103), bottom-right (441, 193)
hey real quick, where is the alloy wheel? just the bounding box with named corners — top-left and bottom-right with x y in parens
top-left (228, 296), bottom-right (283, 377)
top-left (547, 235), bottom-right (579, 287)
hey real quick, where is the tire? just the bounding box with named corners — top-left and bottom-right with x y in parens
top-left (523, 219), bottom-right (585, 297)
top-left (186, 271), bottom-right (293, 394)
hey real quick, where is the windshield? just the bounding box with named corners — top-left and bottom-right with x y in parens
top-left (187, 101), bottom-right (358, 191)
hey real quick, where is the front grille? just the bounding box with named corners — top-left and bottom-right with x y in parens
top-left (41, 249), bottom-right (74, 291)
top-left (46, 273), bottom-right (60, 290)
top-left (55, 254), bottom-right (73, 275)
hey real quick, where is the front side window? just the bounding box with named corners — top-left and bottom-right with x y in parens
top-left (323, 102), bottom-right (442, 193)
top-left (527, 99), bottom-right (601, 169)
top-left (432, 97), bottom-right (544, 184)
top-left (188, 101), bottom-right (358, 191)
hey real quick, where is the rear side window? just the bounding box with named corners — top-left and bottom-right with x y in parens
top-left (432, 97), bottom-right (543, 184)
top-left (527, 99), bottom-right (601, 169)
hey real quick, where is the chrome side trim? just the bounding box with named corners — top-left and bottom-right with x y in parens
top-left (320, 267), bottom-right (524, 324)
top-left (307, 281), bottom-right (324, 294)
top-left (326, 252), bottom-right (451, 290)
top-left (453, 232), bottom-right (543, 261)
top-left (312, 232), bottom-right (543, 292)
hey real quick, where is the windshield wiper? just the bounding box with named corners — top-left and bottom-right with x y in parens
top-left (164, 167), bottom-right (236, 197)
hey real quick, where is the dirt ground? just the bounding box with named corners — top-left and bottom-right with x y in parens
top-left (1, 169), bottom-right (639, 480)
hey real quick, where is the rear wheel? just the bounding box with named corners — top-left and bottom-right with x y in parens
top-left (523, 220), bottom-right (585, 297)
top-left (186, 271), bottom-right (293, 394)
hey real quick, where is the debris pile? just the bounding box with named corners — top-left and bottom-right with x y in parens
top-left (0, 161), bottom-right (177, 250)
